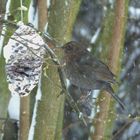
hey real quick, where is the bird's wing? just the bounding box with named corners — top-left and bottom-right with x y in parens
top-left (76, 52), bottom-right (116, 84)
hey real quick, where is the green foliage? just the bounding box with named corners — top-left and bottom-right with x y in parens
top-left (10, 0), bottom-right (30, 23)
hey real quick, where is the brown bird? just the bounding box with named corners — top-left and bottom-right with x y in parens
top-left (62, 41), bottom-right (125, 110)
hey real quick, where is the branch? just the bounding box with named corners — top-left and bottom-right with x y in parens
top-left (92, 0), bottom-right (129, 139)
top-left (42, 41), bottom-right (87, 125)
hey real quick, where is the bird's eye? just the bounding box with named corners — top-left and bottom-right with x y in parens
top-left (64, 45), bottom-right (74, 53)
top-left (66, 45), bottom-right (72, 51)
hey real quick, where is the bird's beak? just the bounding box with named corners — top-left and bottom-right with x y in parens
top-left (61, 45), bottom-right (65, 49)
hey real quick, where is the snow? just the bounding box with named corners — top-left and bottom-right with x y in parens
top-left (90, 28), bottom-right (101, 44)
top-left (47, 0), bottom-right (51, 8)
top-left (121, 48), bottom-right (140, 79)
top-left (3, 42), bottom-right (13, 63)
top-left (80, 28), bottom-right (88, 37)
top-left (66, 79), bottom-right (70, 87)
top-left (44, 22), bottom-right (48, 31)
top-left (8, 94), bottom-right (20, 120)
top-left (122, 121), bottom-right (140, 139)
top-left (129, 6), bottom-right (140, 19)
top-left (65, 0), bottom-right (68, 6)
top-left (28, 0), bottom-right (38, 28)
top-left (108, 0), bottom-right (114, 9)
top-left (88, 90), bottom-right (100, 120)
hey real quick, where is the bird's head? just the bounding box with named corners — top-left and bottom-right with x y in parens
top-left (62, 41), bottom-right (84, 55)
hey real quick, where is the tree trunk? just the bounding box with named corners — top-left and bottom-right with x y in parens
top-left (92, 0), bottom-right (129, 140)
top-left (33, 0), bottom-right (82, 140)
top-left (0, 1), bottom-right (11, 139)
top-left (19, 97), bottom-right (30, 140)
top-left (37, 0), bottom-right (47, 31)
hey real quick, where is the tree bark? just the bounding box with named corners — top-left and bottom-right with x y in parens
top-left (33, 0), bottom-right (82, 140)
top-left (20, 97), bottom-right (30, 140)
top-left (0, 1), bottom-right (11, 139)
top-left (37, 0), bottom-right (47, 31)
top-left (92, 0), bottom-right (129, 140)
top-left (48, 0), bottom-right (82, 45)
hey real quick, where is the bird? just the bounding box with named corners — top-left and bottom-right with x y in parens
top-left (62, 41), bottom-right (125, 110)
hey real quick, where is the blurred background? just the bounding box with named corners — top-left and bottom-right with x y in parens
top-left (0, 0), bottom-right (140, 140)
top-left (65, 0), bottom-right (140, 139)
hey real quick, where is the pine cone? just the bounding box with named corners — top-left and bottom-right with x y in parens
top-left (3, 23), bottom-right (46, 96)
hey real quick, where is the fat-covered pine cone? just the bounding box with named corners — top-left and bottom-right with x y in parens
top-left (3, 23), bottom-right (46, 96)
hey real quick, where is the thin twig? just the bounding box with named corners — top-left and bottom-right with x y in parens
top-left (111, 120), bottom-right (133, 140)
top-left (0, 19), bottom-right (17, 28)
top-left (42, 43), bottom-right (87, 125)
top-left (20, 0), bottom-right (23, 21)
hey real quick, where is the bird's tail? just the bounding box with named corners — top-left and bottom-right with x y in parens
top-left (104, 84), bottom-right (126, 111)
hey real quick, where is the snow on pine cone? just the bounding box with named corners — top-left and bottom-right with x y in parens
top-left (3, 23), bottom-right (46, 96)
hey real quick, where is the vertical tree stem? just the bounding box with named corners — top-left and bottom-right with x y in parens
top-left (33, 0), bottom-right (82, 140)
top-left (38, 0), bottom-right (47, 31)
top-left (20, 96), bottom-right (30, 140)
top-left (92, 0), bottom-right (129, 140)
